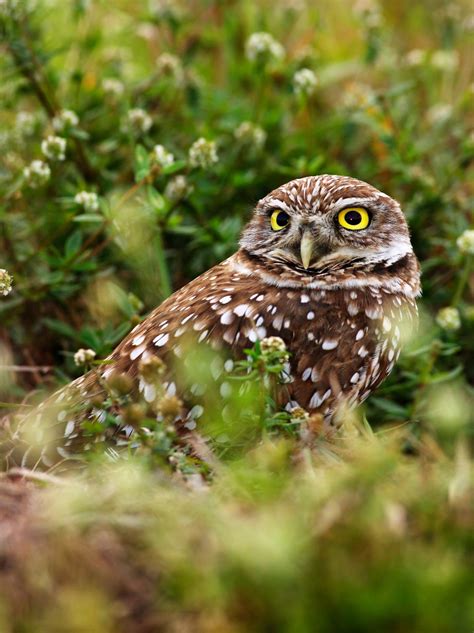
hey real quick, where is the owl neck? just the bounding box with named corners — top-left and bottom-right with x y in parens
top-left (233, 249), bottom-right (421, 298)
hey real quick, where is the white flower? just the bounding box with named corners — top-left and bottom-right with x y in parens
top-left (127, 108), bottom-right (153, 134)
top-left (245, 32), bottom-right (285, 64)
top-left (152, 144), bottom-right (175, 168)
top-left (431, 50), bottom-right (459, 71)
top-left (261, 336), bottom-right (287, 354)
top-left (23, 160), bottom-right (51, 188)
top-left (188, 137), bottom-right (218, 169)
top-left (15, 111), bottom-right (36, 136)
top-left (103, 78), bottom-right (125, 97)
top-left (41, 135), bottom-right (66, 161)
top-left (164, 175), bottom-right (193, 201)
top-left (0, 0), bottom-right (19, 18)
top-left (456, 229), bottom-right (474, 255)
top-left (353, 0), bottom-right (382, 26)
top-left (404, 49), bottom-right (426, 66)
top-left (293, 68), bottom-right (318, 97)
top-left (156, 53), bottom-right (184, 84)
top-left (234, 121), bottom-right (266, 149)
top-left (149, 0), bottom-right (182, 20)
top-left (74, 191), bottom-right (100, 212)
top-left (427, 104), bottom-right (452, 124)
top-left (0, 269), bottom-right (13, 296)
top-left (436, 307), bottom-right (461, 331)
top-left (52, 109), bottom-right (79, 132)
top-left (74, 348), bottom-right (96, 366)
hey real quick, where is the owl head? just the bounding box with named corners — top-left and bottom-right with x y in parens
top-left (240, 175), bottom-right (415, 276)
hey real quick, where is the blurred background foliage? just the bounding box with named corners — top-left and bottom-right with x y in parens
top-left (0, 0), bottom-right (473, 631)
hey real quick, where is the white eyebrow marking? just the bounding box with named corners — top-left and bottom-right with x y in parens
top-left (263, 198), bottom-right (292, 212)
top-left (331, 197), bottom-right (378, 211)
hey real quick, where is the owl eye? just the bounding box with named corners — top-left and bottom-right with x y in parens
top-left (270, 209), bottom-right (290, 231)
top-left (338, 207), bottom-right (370, 231)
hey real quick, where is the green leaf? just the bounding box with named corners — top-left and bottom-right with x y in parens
top-left (73, 214), bottom-right (103, 223)
top-left (64, 230), bottom-right (83, 259)
top-left (146, 186), bottom-right (166, 213)
top-left (162, 160), bottom-right (186, 175)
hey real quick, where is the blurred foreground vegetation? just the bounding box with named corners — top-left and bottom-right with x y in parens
top-left (0, 0), bottom-right (473, 630)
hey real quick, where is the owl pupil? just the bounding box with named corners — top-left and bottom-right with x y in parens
top-left (277, 211), bottom-right (289, 226)
top-left (345, 210), bottom-right (362, 225)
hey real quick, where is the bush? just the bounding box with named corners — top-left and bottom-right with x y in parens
top-left (0, 0), bottom-right (472, 630)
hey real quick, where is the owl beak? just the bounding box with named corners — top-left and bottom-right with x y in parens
top-left (300, 230), bottom-right (314, 269)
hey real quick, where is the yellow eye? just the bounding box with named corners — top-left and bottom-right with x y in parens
top-left (270, 209), bottom-right (290, 231)
top-left (338, 207), bottom-right (370, 231)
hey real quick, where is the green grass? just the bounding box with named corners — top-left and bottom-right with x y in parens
top-left (0, 0), bottom-right (473, 630)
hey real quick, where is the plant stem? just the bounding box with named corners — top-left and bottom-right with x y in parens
top-left (452, 255), bottom-right (472, 305)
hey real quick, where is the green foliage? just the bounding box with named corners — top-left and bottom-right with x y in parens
top-left (0, 0), bottom-right (473, 630)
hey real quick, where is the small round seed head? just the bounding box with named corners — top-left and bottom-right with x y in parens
top-left (164, 175), bottom-right (193, 201)
top-left (158, 395), bottom-right (183, 418)
top-left (74, 190), bottom-right (100, 212)
top-left (23, 160), bottom-right (51, 188)
top-left (261, 336), bottom-right (287, 355)
top-left (436, 307), bottom-right (461, 331)
top-left (152, 144), bottom-right (175, 168)
top-left (234, 121), bottom-right (266, 149)
top-left (0, 269), bottom-right (13, 296)
top-left (123, 403), bottom-right (146, 426)
top-left (52, 109), bottom-right (79, 132)
top-left (106, 371), bottom-right (135, 396)
top-left (245, 32), bottom-right (285, 64)
top-left (73, 348), bottom-right (96, 366)
top-left (456, 229), bottom-right (474, 255)
top-left (41, 135), bottom-right (67, 161)
top-left (138, 355), bottom-right (166, 382)
top-left (127, 108), bottom-right (153, 134)
top-left (289, 406), bottom-right (309, 421)
top-left (293, 68), bottom-right (318, 97)
top-left (188, 137), bottom-right (218, 169)
top-left (103, 78), bottom-right (125, 97)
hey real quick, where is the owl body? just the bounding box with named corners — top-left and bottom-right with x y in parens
top-left (20, 174), bottom-right (419, 465)
top-left (105, 244), bottom-right (418, 427)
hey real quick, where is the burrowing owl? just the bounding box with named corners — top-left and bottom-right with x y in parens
top-left (25, 174), bottom-right (420, 462)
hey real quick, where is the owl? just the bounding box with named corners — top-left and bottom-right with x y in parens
top-left (16, 174), bottom-right (420, 465)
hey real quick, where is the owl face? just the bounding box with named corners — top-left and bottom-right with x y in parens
top-left (240, 175), bottom-right (413, 274)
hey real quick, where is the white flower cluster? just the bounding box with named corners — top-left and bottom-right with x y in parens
top-left (149, 0), bottom-right (181, 20)
top-left (456, 229), bottom-right (474, 255)
top-left (427, 104), bottom-right (452, 125)
top-left (0, 269), bottom-right (13, 296)
top-left (103, 78), bottom-right (125, 97)
top-left (74, 191), bottom-right (100, 212)
top-left (23, 160), bottom-right (51, 188)
top-left (436, 307), bottom-right (461, 331)
top-left (73, 348), bottom-right (96, 366)
top-left (261, 336), bottom-right (287, 354)
top-left (16, 111), bottom-right (36, 136)
top-left (353, 0), bottom-right (382, 27)
top-left (188, 137), bottom-right (218, 169)
top-left (41, 135), bottom-right (67, 161)
top-left (165, 175), bottom-right (193, 201)
top-left (234, 121), bottom-right (267, 149)
top-left (0, 0), bottom-right (19, 18)
top-left (52, 109), bottom-right (79, 132)
top-left (293, 68), bottom-right (318, 97)
top-left (127, 108), bottom-right (153, 134)
top-left (404, 49), bottom-right (426, 66)
top-left (245, 32), bottom-right (285, 64)
top-left (156, 53), bottom-right (184, 84)
top-left (431, 50), bottom-right (459, 71)
top-left (152, 144), bottom-right (175, 168)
